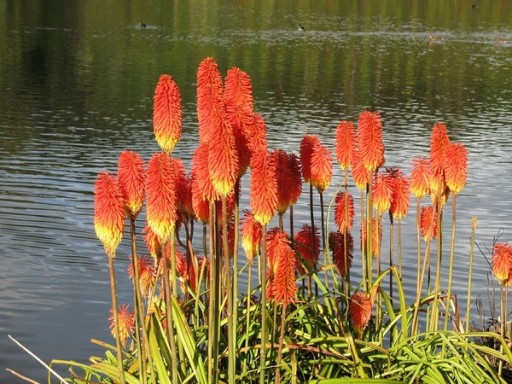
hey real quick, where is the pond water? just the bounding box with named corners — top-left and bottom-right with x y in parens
top-left (1, 0), bottom-right (512, 382)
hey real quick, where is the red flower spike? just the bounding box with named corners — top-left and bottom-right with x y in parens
top-left (335, 120), bottom-right (356, 170)
top-left (334, 192), bottom-right (355, 233)
top-left (329, 231), bottom-right (354, 278)
top-left (153, 75), bottom-right (182, 152)
top-left (360, 217), bottom-right (382, 257)
top-left (410, 158), bottom-right (431, 199)
top-left (117, 150), bottom-right (145, 218)
top-left (429, 122), bottom-right (450, 177)
top-left (492, 243), bottom-right (512, 283)
top-left (191, 143), bottom-right (220, 203)
top-left (273, 150), bottom-right (303, 214)
top-left (94, 172), bottom-right (125, 258)
top-left (310, 141), bottom-right (333, 193)
top-left (420, 205), bottom-right (438, 241)
top-left (358, 111), bottom-right (385, 172)
top-left (266, 229), bottom-right (297, 305)
top-left (372, 171), bottom-right (394, 215)
top-left (350, 148), bottom-right (372, 190)
top-left (300, 135), bottom-right (318, 184)
top-left (294, 224), bottom-right (320, 275)
top-left (243, 112), bottom-right (268, 159)
top-left (241, 210), bottom-right (263, 264)
top-left (208, 117), bottom-right (239, 197)
top-left (145, 152), bottom-right (178, 241)
top-left (128, 255), bottom-right (155, 297)
top-left (348, 291), bottom-right (373, 336)
top-left (109, 304), bottom-right (134, 348)
top-left (250, 152), bottom-right (277, 225)
top-left (224, 67), bottom-right (254, 177)
top-left (388, 169), bottom-right (410, 220)
top-left (444, 142), bottom-right (468, 195)
top-left (196, 57), bottom-right (225, 144)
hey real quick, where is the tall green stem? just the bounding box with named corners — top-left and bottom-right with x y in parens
top-left (259, 225), bottom-right (268, 384)
top-left (444, 195), bottom-right (457, 331)
top-left (107, 255), bottom-right (126, 384)
top-left (465, 217), bottom-right (477, 332)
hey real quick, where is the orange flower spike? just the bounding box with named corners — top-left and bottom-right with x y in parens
top-left (192, 143), bottom-right (219, 203)
top-left (410, 158), bottom-right (431, 199)
top-left (361, 217), bottom-right (382, 257)
top-left (94, 172), bottom-right (125, 258)
top-left (350, 148), bottom-right (372, 190)
top-left (372, 171), bottom-right (394, 215)
top-left (335, 120), bottom-right (356, 170)
top-left (294, 224), bottom-right (320, 275)
top-left (266, 229), bottom-right (297, 305)
top-left (420, 205), bottom-right (438, 241)
top-left (299, 134), bottom-right (318, 184)
top-left (429, 122), bottom-right (450, 177)
top-left (310, 140), bottom-right (333, 193)
top-left (491, 243), bottom-right (512, 283)
top-left (196, 57), bottom-right (225, 144)
top-left (224, 67), bottom-right (254, 175)
top-left (348, 291), bottom-right (373, 337)
top-left (145, 152), bottom-right (178, 241)
top-left (109, 304), bottom-right (134, 348)
top-left (273, 150), bottom-right (303, 214)
top-left (329, 231), bottom-right (354, 278)
top-left (241, 210), bottom-right (263, 264)
top-left (250, 151), bottom-right (277, 225)
top-left (358, 110), bottom-right (385, 171)
top-left (334, 191), bottom-right (355, 233)
top-left (128, 255), bottom-right (155, 297)
top-left (444, 142), bottom-right (468, 195)
top-left (117, 150), bottom-right (145, 218)
top-left (388, 169), bottom-right (410, 220)
top-left (243, 112), bottom-right (268, 158)
top-left (153, 75), bottom-right (182, 152)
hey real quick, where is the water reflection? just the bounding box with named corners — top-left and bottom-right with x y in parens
top-left (0, 0), bottom-right (512, 382)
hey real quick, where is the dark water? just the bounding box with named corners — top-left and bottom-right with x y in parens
top-left (1, 0), bottom-right (512, 382)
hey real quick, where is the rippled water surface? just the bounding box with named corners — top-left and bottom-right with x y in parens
top-left (1, 0), bottom-right (512, 382)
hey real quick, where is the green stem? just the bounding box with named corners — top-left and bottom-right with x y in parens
top-left (465, 217), bottom-right (477, 332)
top-left (275, 303), bottom-right (288, 384)
top-left (107, 255), bottom-right (126, 384)
top-left (444, 195), bottom-right (457, 331)
top-left (162, 237), bottom-right (178, 384)
top-left (259, 224), bottom-right (268, 384)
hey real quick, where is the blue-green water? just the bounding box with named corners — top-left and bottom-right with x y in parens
top-left (1, 1), bottom-right (511, 382)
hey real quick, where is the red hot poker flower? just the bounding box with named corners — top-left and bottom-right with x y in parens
top-left (420, 205), bottom-right (438, 241)
top-left (273, 149), bottom-right (302, 214)
top-left (310, 140), bottom-right (333, 193)
top-left (348, 291), bottom-right (373, 337)
top-left (358, 111), bottom-right (385, 172)
top-left (361, 217), bottom-right (382, 257)
top-left (299, 134), bottom-right (318, 184)
top-left (145, 152), bottom-right (178, 242)
top-left (250, 151), bottom-right (277, 225)
top-left (410, 158), bottom-right (431, 199)
top-left (117, 150), bottom-right (145, 218)
top-left (241, 210), bottom-right (263, 264)
top-left (196, 57), bottom-right (225, 144)
top-left (266, 229), bottom-right (297, 305)
top-left (224, 67), bottom-right (254, 177)
top-left (109, 304), bottom-right (134, 348)
top-left (372, 171), bottom-right (394, 215)
top-left (294, 224), bottom-right (320, 275)
top-left (334, 191), bottom-right (355, 233)
top-left (143, 224), bottom-right (161, 261)
top-left (329, 231), bottom-right (354, 278)
top-left (153, 75), bottom-right (182, 152)
top-left (429, 122), bottom-right (450, 196)
top-left (444, 142), bottom-right (468, 195)
top-left (335, 120), bottom-right (356, 170)
top-left (350, 147), bottom-right (372, 191)
top-left (191, 143), bottom-right (219, 204)
top-left (128, 255), bottom-right (155, 297)
top-left (94, 172), bottom-right (125, 258)
top-left (491, 243), bottom-right (512, 283)
top-left (387, 168), bottom-right (410, 220)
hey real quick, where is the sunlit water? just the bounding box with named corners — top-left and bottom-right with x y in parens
top-left (1, 1), bottom-right (511, 382)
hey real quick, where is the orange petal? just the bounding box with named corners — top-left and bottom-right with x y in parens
top-left (153, 75), bottom-right (182, 152)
